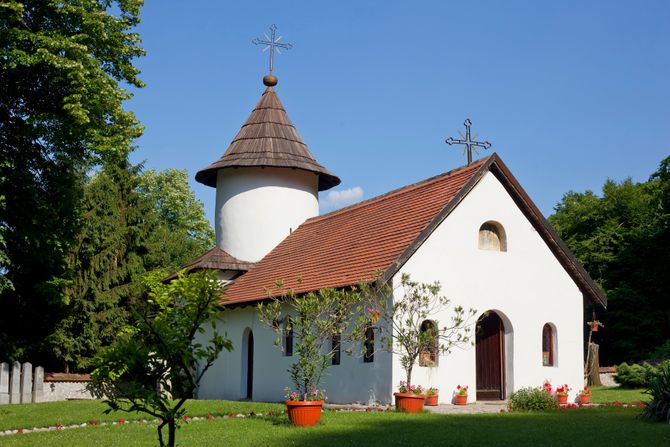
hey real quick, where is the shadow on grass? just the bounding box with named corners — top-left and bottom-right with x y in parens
top-left (255, 408), bottom-right (669, 447)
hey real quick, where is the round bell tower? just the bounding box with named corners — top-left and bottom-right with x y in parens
top-left (196, 76), bottom-right (340, 263)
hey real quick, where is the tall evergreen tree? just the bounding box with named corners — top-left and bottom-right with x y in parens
top-left (50, 154), bottom-right (156, 371)
top-left (0, 0), bottom-right (144, 366)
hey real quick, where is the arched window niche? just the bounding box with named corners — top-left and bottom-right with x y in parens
top-left (478, 221), bottom-right (507, 252)
top-left (419, 320), bottom-right (439, 367)
top-left (542, 323), bottom-right (557, 367)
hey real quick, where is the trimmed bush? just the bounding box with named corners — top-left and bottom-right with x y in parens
top-left (615, 361), bottom-right (670, 388)
top-left (642, 362), bottom-right (670, 423)
top-left (508, 387), bottom-right (558, 412)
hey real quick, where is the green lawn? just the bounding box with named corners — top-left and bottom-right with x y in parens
top-left (0, 400), bottom-right (283, 431)
top-left (590, 387), bottom-right (648, 404)
top-left (1, 407), bottom-right (668, 447)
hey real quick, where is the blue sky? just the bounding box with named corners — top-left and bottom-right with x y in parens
top-left (127, 1), bottom-right (669, 222)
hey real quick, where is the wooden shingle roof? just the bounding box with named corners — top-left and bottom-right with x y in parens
top-left (223, 154), bottom-right (606, 308)
top-left (195, 86), bottom-right (340, 191)
top-left (165, 247), bottom-right (253, 281)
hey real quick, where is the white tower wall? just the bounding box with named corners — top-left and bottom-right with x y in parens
top-left (215, 167), bottom-right (319, 262)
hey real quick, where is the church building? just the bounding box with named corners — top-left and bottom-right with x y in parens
top-left (187, 71), bottom-right (606, 405)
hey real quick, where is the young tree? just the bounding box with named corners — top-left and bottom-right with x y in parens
top-left (89, 270), bottom-right (231, 447)
top-left (359, 274), bottom-right (476, 388)
top-left (257, 280), bottom-right (366, 401)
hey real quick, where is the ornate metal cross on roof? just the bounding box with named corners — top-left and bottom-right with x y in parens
top-left (445, 119), bottom-right (492, 165)
top-left (252, 24), bottom-right (292, 74)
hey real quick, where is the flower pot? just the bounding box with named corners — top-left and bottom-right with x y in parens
top-left (591, 324), bottom-right (599, 332)
top-left (425, 395), bottom-right (438, 406)
top-left (285, 400), bottom-right (324, 427)
top-left (557, 394), bottom-right (569, 405)
top-left (580, 393), bottom-right (591, 404)
top-left (455, 394), bottom-right (468, 405)
top-left (394, 392), bottom-right (425, 413)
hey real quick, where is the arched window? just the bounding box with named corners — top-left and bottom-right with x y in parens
top-left (542, 323), bottom-right (556, 366)
top-left (284, 318), bottom-right (293, 357)
top-left (419, 320), bottom-right (438, 367)
top-left (364, 326), bottom-right (374, 363)
top-left (478, 221), bottom-right (507, 252)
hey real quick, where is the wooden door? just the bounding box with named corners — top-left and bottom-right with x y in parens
top-left (476, 312), bottom-right (505, 400)
top-left (246, 331), bottom-right (254, 399)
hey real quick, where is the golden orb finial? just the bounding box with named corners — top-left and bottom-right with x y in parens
top-left (263, 74), bottom-right (278, 87)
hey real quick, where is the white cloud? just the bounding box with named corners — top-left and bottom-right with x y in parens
top-left (319, 186), bottom-right (364, 212)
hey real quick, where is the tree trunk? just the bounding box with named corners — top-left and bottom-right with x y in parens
top-left (406, 366), bottom-right (413, 389)
top-left (167, 421), bottom-right (176, 447)
top-left (587, 342), bottom-right (602, 387)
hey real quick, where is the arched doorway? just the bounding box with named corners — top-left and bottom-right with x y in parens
top-left (476, 311), bottom-right (506, 400)
top-left (241, 329), bottom-right (254, 400)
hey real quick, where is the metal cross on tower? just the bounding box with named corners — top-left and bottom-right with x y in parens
top-left (445, 119), bottom-right (492, 165)
top-left (252, 24), bottom-right (292, 74)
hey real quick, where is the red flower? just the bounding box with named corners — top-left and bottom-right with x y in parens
top-left (118, 418), bottom-right (125, 425)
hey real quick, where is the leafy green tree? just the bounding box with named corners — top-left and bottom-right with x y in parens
top-left (90, 270), bottom-right (231, 447)
top-left (139, 168), bottom-right (215, 271)
top-left (51, 154), bottom-right (156, 371)
top-left (357, 274), bottom-right (476, 388)
top-left (0, 0), bottom-right (145, 365)
top-left (549, 156), bottom-right (670, 364)
top-left (258, 280), bottom-right (367, 401)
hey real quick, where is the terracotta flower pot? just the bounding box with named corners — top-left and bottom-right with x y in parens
top-left (557, 393), bottom-right (569, 405)
top-left (285, 400), bottom-right (324, 427)
top-left (580, 393), bottom-right (591, 404)
top-left (591, 324), bottom-right (599, 332)
top-left (425, 395), bottom-right (439, 406)
top-left (394, 392), bottom-right (425, 413)
top-left (455, 394), bottom-right (468, 405)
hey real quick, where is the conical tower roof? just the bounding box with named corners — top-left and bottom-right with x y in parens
top-left (196, 80), bottom-right (341, 191)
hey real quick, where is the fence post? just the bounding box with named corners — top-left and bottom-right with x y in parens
top-left (9, 361), bottom-right (20, 404)
top-left (0, 362), bottom-right (9, 404)
top-left (20, 362), bottom-right (32, 403)
top-left (33, 366), bottom-right (44, 403)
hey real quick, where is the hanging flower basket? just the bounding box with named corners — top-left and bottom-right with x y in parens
top-left (394, 393), bottom-right (425, 413)
top-left (285, 400), bottom-right (324, 427)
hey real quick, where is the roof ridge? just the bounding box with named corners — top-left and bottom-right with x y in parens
top-left (310, 157), bottom-right (490, 223)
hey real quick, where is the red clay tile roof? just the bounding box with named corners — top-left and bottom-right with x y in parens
top-left (224, 158), bottom-right (487, 304)
top-left (195, 86), bottom-right (340, 191)
top-left (44, 372), bottom-right (91, 382)
top-left (165, 247), bottom-right (253, 281)
top-left (223, 153), bottom-right (606, 308)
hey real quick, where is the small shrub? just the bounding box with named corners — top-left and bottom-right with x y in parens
top-left (642, 362), bottom-right (670, 423)
top-left (508, 387), bottom-right (558, 412)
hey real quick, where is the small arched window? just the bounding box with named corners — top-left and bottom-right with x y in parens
top-left (419, 320), bottom-right (438, 367)
top-left (284, 318), bottom-right (293, 357)
top-left (364, 326), bottom-right (375, 363)
top-left (542, 323), bottom-right (556, 366)
top-left (478, 221), bottom-right (507, 252)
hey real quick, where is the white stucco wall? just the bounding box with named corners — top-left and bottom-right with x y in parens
top-left (393, 171), bottom-right (585, 404)
top-left (197, 304), bottom-right (393, 404)
top-left (215, 167), bottom-right (319, 263)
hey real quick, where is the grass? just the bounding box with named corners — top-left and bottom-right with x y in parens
top-left (590, 387), bottom-right (648, 404)
top-left (1, 407), bottom-right (668, 446)
top-left (0, 399), bottom-right (283, 431)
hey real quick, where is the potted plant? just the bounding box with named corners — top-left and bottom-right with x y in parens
top-left (394, 382), bottom-right (426, 413)
top-left (258, 281), bottom-right (365, 427)
top-left (425, 387), bottom-right (439, 406)
top-left (555, 384), bottom-right (571, 404)
top-left (454, 385), bottom-right (469, 405)
top-left (579, 386), bottom-right (591, 404)
top-left (354, 274), bottom-right (476, 413)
